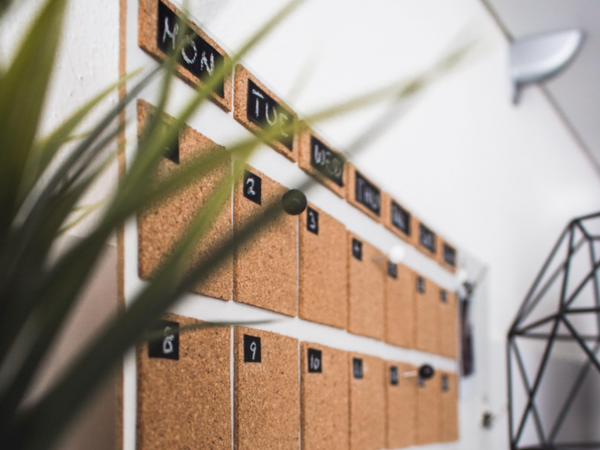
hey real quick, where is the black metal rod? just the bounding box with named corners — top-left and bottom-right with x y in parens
top-left (513, 341), bottom-right (547, 444)
top-left (561, 317), bottom-right (600, 376)
top-left (507, 339), bottom-right (515, 449)
top-left (512, 225), bottom-right (571, 328)
top-left (514, 237), bottom-right (588, 330)
top-left (586, 237), bottom-right (600, 337)
top-left (513, 313), bottom-right (560, 336)
top-left (514, 316), bottom-right (561, 445)
top-left (514, 333), bottom-right (600, 341)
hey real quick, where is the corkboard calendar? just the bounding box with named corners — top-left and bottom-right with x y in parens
top-left (385, 262), bottom-right (415, 349)
top-left (386, 361), bottom-right (417, 449)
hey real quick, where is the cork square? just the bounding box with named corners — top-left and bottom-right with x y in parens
top-left (347, 232), bottom-right (385, 340)
top-left (137, 100), bottom-right (232, 301)
top-left (386, 361), bottom-right (417, 449)
top-left (438, 289), bottom-right (458, 359)
top-left (301, 342), bottom-right (349, 450)
top-left (382, 193), bottom-right (413, 244)
top-left (136, 313), bottom-right (231, 450)
top-left (234, 327), bottom-right (299, 450)
top-left (414, 274), bottom-right (439, 354)
top-left (438, 237), bottom-right (458, 273)
top-left (233, 64), bottom-right (298, 162)
top-left (416, 370), bottom-right (442, 445)
top-left (412, 217), bottom-right (439, 260)
top-left (138, 0), bottom-right (232, 112)
top-left (385, 263), bottom-right (415, 349)
top-left (299, 203), bottom-right (348, 329)
top-left (233, 164), bottom-right (298, 316)
top-left (349, 352), bottom-right (385, 450)
top-left (440, 371), bottom-right (460, 442)
top-left (298, 125), bottom-right (346, 198)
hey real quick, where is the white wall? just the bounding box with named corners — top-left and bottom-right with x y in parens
top-left (4, 0), bottom-right (600, 449)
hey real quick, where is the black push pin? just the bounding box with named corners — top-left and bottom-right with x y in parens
top-left (281, 189), bottom-right (307, 215)
top-left (403, 364), bottom-right (435, 380)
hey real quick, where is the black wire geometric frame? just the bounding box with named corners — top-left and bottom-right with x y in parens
top-left (508, 212), bottom-right (600, 450)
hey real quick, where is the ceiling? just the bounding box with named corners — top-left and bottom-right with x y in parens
top-left (482, 0), bottom-right (600, 173)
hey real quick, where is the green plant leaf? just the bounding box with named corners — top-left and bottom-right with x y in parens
top-left (0, 0), bottom-right (67, 247)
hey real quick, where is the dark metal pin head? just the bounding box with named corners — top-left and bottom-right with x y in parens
top-left (282, 189), bottom-right (307, 215)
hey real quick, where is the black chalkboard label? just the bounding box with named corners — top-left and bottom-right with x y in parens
top-left (310, 136), bottom-right (345, 187)
top-left (352, 238), bottom-right (362, 261)
top-left (440, 289), bottom-right (447, 303)
top-left (156, 1), bottom-right (225, 98)
top-left (246, 79), bottom-right (293, 151)
top-left (388, 262), bottom-right (398, 279)
top-left (306, 207), bottom-right (319, 235)
top-left (151, 116), bottom-right (179, 164)
top-left (443, 243), bottom-right (457, 267)
top-left (148, 319), bottom-right (179, 360)
top-left (354, 171), bottom-right (381, 216)
top-left (417, 276), bottom-right (426, 293)
top-left (243, 334), bottom-right (261, 363)
top-left (353, 358), bottom-right (363, 379)
top-left (442, 374), bottom-right (449, 392)
top-left (308, 348), bottom-right (322, 373)
top-left (418, 377), bottom-right (425, 388)
top-left (243, 170), bottom-right (261, 205)
top-left (391, 201), bottom-right (410, 236)
top-left (390, 366), bottom-right (399, 386)
top-left (419, 223), bottom-right (436, 253)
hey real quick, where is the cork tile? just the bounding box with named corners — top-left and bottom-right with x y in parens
top-left (345, 163), bottom-right (382, 223)
top-left (438, 237), bottom-right (458, 273)
top-left (349, 353), bottom-right (385, 450)
top-left (137, 313), bottom-right (231, 450)
top-left (438, 289), bottom-right (459, 359)
top-left (298, 125), bottom-right (346, 198)
top-left (347, 232), bottom-right (385, 340)
top-left (386, 361), bottom-right (417, 449)
top-left (137, 100), bottom-right (232, 301)
top-left (233, 64), bottom-right (298, 162)
top-left (414, 274), bottom-right (439, 354)
top-left (301, 342), bottom-right (349, 450)
top-left (385, 263), bottom-right (415, 349)
top-left (440, 371), bottom-right (460, 442)
top-left (299, 203), bottom-right (348, 329)
top-left (412, 217), bottom-right (439, 260)
top-left (138, 0), bottom-right (232, 112)
top-left (233, 164), bottom-right (298, 316)
top-left (234, 327), bottom-right (299, 450)
top-left (382, 193), bottom-right (413, 244)
top-left (416, 370), bottom-right (442, 445)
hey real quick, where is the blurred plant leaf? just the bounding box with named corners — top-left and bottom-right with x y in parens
top-left (0, 0), bottom-right (67, 246)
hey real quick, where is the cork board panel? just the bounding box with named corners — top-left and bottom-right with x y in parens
top-left (137, 100), bottom-right (232, 301)
top-left (138, 0), bottom-right (232, 112)
top-left (385, 263), bottom-right (415, 349)
top-left (233, 65), bottom-right (298, 162)
top-left (234, 327), bottom-right (299, 450)
top-left (416, 371), bottom-right (442, 445)
top-left (299, 203), bottom-right (348, 329)
top-left (441, 371), bottom-right (460, 442)
top-left (438, 237), bottom-right (458, 273)
top-left (438, 289), bottom-right (458, 359)
top-left (386, 362), bottom-right (417, 449)
top-left (381, 193), bottom-right (413, 244)
top-left (347, 232), bottom-right (385, 340)
top-left (137, 313), bottom-right (231, 450)
top-left (349, 353), bottom-right (385, 450)
top-left (301, 342), bottom-right (349, 450)
top-left (414, 274), bottom-right (439, 354)
top-left (412, 217), bottom-right (439, 260)
top-left (345, 163), bottom-right (382, 223)
top-left (233, 164), bottom-right (298, 316)
top-left (298, 125), bottom-right (346, 198)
